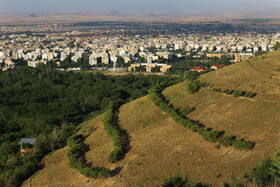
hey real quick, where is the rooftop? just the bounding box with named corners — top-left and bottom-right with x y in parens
top-left (19, 138), bottom-right (37, 145)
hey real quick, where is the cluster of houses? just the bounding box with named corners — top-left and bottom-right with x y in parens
top-left (128, 63), bottom-right (172, 73)
top-left (0, 30), bottom-right (279, 71)
top-left (190, 64), bottom-right (226, 72)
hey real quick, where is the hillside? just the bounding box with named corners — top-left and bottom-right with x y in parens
top-left (23, 51), bottom-right (280, 186)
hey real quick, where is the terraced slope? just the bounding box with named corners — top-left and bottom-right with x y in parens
top-left (23, 51), bottom-right (280, 186)
top-left (200, 51), bottom-right (280, 102)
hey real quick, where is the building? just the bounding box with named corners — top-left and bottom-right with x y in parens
top-left (160, 64), bottom-right (172, 73)
top-left (235, 53), bottom-right (254, 62)
top-left (19, 138), bottom-right (37, 156)
top-left (124, 56), bottom-right (131, 63)
top-left (191, 66), bottom-right (208, 72)
top-left (28, 60), bottom-right (37, 68)
top-left (206, 53), bottom-right (227, 58)
top-left (211, 64), bottom-right (226, 70)
top-left (128, 63), bottom-right (171, 73)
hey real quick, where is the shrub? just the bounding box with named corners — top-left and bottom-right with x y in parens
top-left (212, 88), bottom-right (219, 92)
top-left (187, 81), bottom-right (202, 94)
top-left (210, 86), bottom-right (257, 99)
top-left (244, 91), bottom-right (252, 98)
top-left (162, 173), bottom-right (191, 187)
top-left (179, 105), bottom-right (194, 116)
top-left (233, 140), bottom-right (254, 150)
top-left (217, 136), bottom-right (234, 147)
top-left (233, 90), bottom-right (242, 97)
top-left (148, 85), bottom-right (254, 150)
top-left (244, 158), bottom-right (275, 186)
top-left (103, 101), bottom-right (125, 163)
top-left (66, 134), bottom-right (111, 178)
top-left (201, 130), bottom-right (220, 142)
top-left (185, 71), bottom-right (200, 81)
top-left (223, 89), bottom-right (230, 95)
top-left (215, 145), bottom-right (220, 150)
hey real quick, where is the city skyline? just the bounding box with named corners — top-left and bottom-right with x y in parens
top-left (1, 0), bottom-right (280, 12)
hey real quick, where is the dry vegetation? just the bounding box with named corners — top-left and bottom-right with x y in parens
top-left (200, 51), bottom-right (280, 102)
top-left (23, 51), bottom-right (280, 186)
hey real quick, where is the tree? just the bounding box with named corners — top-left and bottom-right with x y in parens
top-left (230, 172), bottom-right (239, 187)
top-left (162, 173), bottom-right (191, 187)
top-left (272, 42), bottom-right (280, 51)
top-left (249, 158), bottom-right (275, 186)
top-left (185, 71), bottom-right (199, 81)
top-left (63, 56), bottom-right (71, 64)
top-left (270, 139), bottom-right (280, 184)
top-left (187, 81), bottom-right (202, 94)
top-left (116, 56), bottom-right (125, 67)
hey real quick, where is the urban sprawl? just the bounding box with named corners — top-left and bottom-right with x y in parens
top-left (1, 22), bottom-right (280, 73)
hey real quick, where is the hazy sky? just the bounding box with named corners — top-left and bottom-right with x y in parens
top-left (1, 0), bottom-right (280, 12)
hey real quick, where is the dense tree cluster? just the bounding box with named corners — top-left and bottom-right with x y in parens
top-left (0, 66), bottom-right (176, 186)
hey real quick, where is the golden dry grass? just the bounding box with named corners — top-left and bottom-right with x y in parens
top-left (200, 51), bottom-right (280, 102)
top-left (23, 51), bottom-right (280, 186)
top-left (22, 114), bottom-right (118, 187)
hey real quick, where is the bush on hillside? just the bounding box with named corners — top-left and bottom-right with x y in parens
top-left (185, 71), bottom-right (200, 81)
top-left (187, 81), bottom-right (203, 94)
top-left (104, 101), bottom-right (126, 163)
top-left (232, 90), bottom-right (242, 97)
top-left (179, 105), bottom-right (195, 116)
top-left (223, 89), bottom-right (231, 95)
top-left (244, 91), bottom-right (253, 98)
top-left (66, 134), bottom-right (111, 178)
top-left (149, 84), bottom-right (255, 150)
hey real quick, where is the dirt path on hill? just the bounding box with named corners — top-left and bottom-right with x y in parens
top-left (247, 60), bottom-right (261, 72)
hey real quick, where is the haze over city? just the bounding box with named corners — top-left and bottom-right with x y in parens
top-left (1, 0), bottom-right (280, 12)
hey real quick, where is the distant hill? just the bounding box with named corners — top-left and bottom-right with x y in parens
top-left (0, 10), bottom-right (280, 25)
top-left (23, 51), bottom-right (280, 186)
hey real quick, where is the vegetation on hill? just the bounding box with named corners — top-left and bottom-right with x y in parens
top-left (103, 101), bottom-right (126, 163)
top-left (210, 87), bottom-right (257, 98)
top-left (161, 173), bottom-right (209, 187)
top-left (272, 42), bottom-right (280, 50)
top-left (67, 134), bottom-right (111, 178)
top-left (0, 65), bottom-right (177, 186)
top-left (149, 83), bottom-right (255, 150)
top-left (242, 140), bottom-right (280, 186)
top-left (18, 51), bottom-right (280, 186)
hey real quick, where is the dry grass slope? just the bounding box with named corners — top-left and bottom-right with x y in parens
top-left (200, 50), bottom-right (280, 102)
top-left (23, 51), bottom-right (280, 186)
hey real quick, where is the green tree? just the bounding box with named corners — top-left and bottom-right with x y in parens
top-left (270, 139), bottom-right (280, 184)
top-left (272, 42), bottom-right (280, 50)
top-left (187, 81), bottom-right (201, 94)
top-left (162, 173), bottom-right (191, 187)
top-left (116, 56), bottom-right (125, 67)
